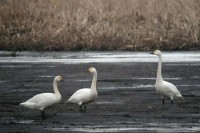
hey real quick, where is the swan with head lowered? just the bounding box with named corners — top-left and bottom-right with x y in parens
top-left (66, 67), bottom-right (98, 113)
top-left (20, 76), bottom-right (63, 119)
top-left (150, 50), bottom-right (183, 104)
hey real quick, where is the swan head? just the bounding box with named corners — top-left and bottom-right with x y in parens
top-left (88, 67), bottom-right (97, 73)
top-left (54, 76), bottom-right (63, 82)
top-left (150, 50), bottom-right (162, 56)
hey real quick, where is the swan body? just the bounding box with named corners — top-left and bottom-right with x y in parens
top-left (20, 93), bottom-right (60, 110)
top-left (67, 67), bottom-right (98, 112)
top-left (68, 88), bottom-right (97, 105)
top-left (155, 80), bottom-right (183, 101)
top-left (20, 76), bottom-right (63, 119)
top-left (151, 50), bottom-right (183, 104)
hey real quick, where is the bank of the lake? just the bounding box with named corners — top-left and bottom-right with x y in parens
top-left (1, 1), bottom-right (200, 51)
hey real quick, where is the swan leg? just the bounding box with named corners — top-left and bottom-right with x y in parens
top-left (79, 105), bottom-right (83, 112)
top-left (83, 106), bottom-right (86, 113)
top-left (162, 99), bottom-right (165, 104)
top-left (41, 110), bottom-right (45, 119)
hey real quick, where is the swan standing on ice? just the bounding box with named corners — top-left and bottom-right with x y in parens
top-left (66, 67), bottom-right (98, 113)
top-left (20, 76), bottom-right (63, 119)
top-left (150, 50), bottom-right (183, 104)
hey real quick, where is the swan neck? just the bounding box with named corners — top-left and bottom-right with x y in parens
top-left (91, 72), bottom-right (97, 91)
top-left (157, 55), bottom-right (163, 81)
top-left (53, 80), bottom-right (61, 99)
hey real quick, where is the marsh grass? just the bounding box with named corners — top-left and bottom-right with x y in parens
top-left (0, 0), bottom-right (200, 51)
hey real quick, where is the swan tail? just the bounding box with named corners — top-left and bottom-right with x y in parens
top-left (19, 102), bottom-right (26, 106)
top-left (19, 102), bottom-right (37, 109)
top-left (65, 98), bottom-right (77, 104)
top-left (64, 100), bottom-right (69, 104)
top-left (64, 99), bottom-right (71, 104)
top-left (176, 94), bottom-right (184, 99)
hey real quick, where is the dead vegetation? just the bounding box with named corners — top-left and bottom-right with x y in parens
top-left (0, 0), bottom-right (200, 51)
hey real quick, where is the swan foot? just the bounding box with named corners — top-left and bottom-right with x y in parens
top-left (79, 105), bottom-right (86, 113)
top-left (83, 106), bottom-right (86, 113)
top-left (171, 100), bottom-right (174, 104)
top-left (79, 105), bottom-right (83, 113)
top-left (41, 110), bottom-right (46, 120)
top-left (162, 99), bottom-right (165, 105)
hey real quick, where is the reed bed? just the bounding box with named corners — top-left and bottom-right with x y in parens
top-left (0, 0), bottom-right (200, 51)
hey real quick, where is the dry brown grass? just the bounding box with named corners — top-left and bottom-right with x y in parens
top-left (0, 0), bottom-right (200, 51)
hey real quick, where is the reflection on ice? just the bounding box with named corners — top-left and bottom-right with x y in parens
top-left (0, 80), bottom-right (7, 83)
top-left (0, 51), bottom-right (200, 64)
top-left (0, 65), bottom-right (32, 68)
top-left (131, 77), bottom-right (181, 80)
top-left (166, 63), bottom-right (200, 66)
top-left (76, 79), bottom-right (91, 82)
top-left (177, 85), bottom-right (200, 87)
top-left (18, 120), bottom-right (34, 124)
top-left (38, 75), bottom-right (54, 78)
top-left (95, 101), bottom-right (121, 105)
top-left (0, 117), bottom-right (34, 124)
top-left (100, 83), bottom-right (200, 91)
top-left (100, 85), bottom-right (154, 90)
top-left (76, 77), bottom-right (181, 82)
top-left (46, 123), bottom-right (200, 132)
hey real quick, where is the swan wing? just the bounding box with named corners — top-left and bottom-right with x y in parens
top-left (20, 93), bottom-right (59, 110)
top-left (68, 88), bottom-right (95, 105)
top-left (158, 81), bottom-right (182, 98)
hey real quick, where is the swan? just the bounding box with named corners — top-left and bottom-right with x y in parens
top-left (150, 50), bottom-right (183, 104)
top-left (66, 67), bottom-right (98, 113)
top-left (20, 76), bottom-right (63, 119)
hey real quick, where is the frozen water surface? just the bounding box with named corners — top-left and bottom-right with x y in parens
top-left (0, 51), bottom-right (200, 64)
top-left (46, 124), bottom-right (200, 132)
top-left (1, 51), bottom-right (200, 133)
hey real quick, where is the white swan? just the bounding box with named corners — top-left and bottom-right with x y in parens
top-left (66, 67), bottom-right (98, 112)
top-left (20, 76), bottom-right (63, 119)
top-left (150, 50), bottom-right (183, 104)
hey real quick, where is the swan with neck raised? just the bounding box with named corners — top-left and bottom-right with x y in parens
top-left (66, 67), bottom-right (98, 112)
top-left (150, 50), bottom-right (183, 104)
top-left (20, 76), bottom-right (63, 119)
